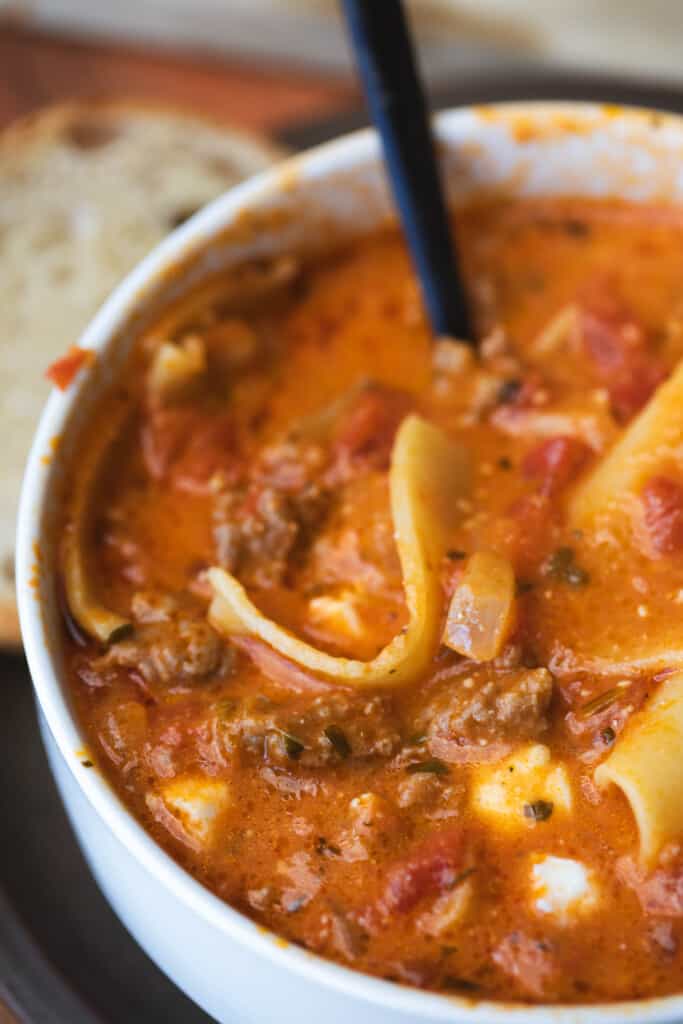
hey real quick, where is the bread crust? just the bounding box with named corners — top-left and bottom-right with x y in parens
top-left (0, 98), bottom-right (286, 165)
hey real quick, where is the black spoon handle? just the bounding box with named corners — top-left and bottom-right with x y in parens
top-left (341, 0), bottom-right (472, 341)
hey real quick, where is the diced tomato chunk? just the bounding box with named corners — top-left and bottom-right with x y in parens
top-left (496, 492), bottom-right (553, 575)
top-left (608, 365), bottom-right (665, 422)
top-left (377, 827), bottom-right (464, 919)
top-left (492, 932), bottom-right (557, 998)
top-left (46, 345), bottom-right (94, 390)
top-left (579, 288), bottom-right (665, 420)
top-left (141, 406), bottom-right (241, 494)
top-left (141, 405), bottom-right (199, 481)
top-left (331, 386), bottom-right (409, 479)
top-left (522, 435), bottom-right (591, 496)
top-left (617, 856), bottom-right (683, 917)
top-left (639, 476), bottom-right (683, 557)
top-left (170, 413), bottom-right (241, 495)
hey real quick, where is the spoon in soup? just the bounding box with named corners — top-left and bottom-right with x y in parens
top-left (341, 0), bottom-right (472, 342)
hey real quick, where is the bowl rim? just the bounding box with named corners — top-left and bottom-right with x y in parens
top-left (17, 100), bottom-right (683, 1023)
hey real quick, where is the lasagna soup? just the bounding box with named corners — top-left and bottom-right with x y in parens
top-left (57, 198), bottom-right (683, 1004)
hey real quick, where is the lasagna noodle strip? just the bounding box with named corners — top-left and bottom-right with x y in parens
top-left (62, 400), bottom-right (131, 643)
top-left (550, 359), bottom-right (683, 676)
top-left (595, 671), bottom-right (683, 866)
top-left (209, 414), bottom-right (470, 689)
top-left (571, 358), bottom-right (683, 529)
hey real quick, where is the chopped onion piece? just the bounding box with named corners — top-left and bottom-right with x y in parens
top-left (443, 551), bottom-right (516, 662)
top-left (148, 334), bottom-right (206, 405)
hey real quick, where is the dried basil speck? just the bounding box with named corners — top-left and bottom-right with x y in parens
top-left (214, 698), bottom-right (238, 720)
top-left (566, 564), bottom-right (590, 586)
top-left (544, 546), bottom-right (590, 586)
top-left (447, 867), bottom-right (476, 891)
top-left (443, 976), bottom-right (480, 993)
top-left (601, 726), bottom-right (616, 745)
top-left (324, 724), bottom-right (351, 758)
top-left (316, 836), bottom-right (341, 857)
top-left (406, 759), bottom-right (449, 776)
top-left (523, 799), bottom-right (554, 822)
top-left (277, 729), bottom-right (305, 759)
top-left (446, 549), bottom-right (467, 561)
top-left (498, 378), bottom-right (522, 404)
top-left (580, 687), bottom-right (622, 718)
top-left (564, 219), bottom-right (590, 237)
top-left (108, 622), bottom-right (134, 644)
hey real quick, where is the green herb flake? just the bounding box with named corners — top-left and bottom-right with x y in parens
top-left (107, 622), bottom-right (134, 645)
top-left (498, 378), bottom-right (522, 404)
top-left (498, 456), bottom-right (513, 470)
top-left (406, 758), bottom-right (449, 776)
top-left (447, 867), bottom-right (476, 891)
top-left (214, 698), bottom-right (238, 720)
top-left (324, 724), bottom-right (351, 758)
top-left (517, 580), bottom-right (534, 595)
top-left (409, 733), bottom-right (428, 746)
top-left (545, 546), bottom-right (574, 576)
top-left (277, 729), bottom-right (305, 759)
top-left (601, 726), bottom-right (616, 745)
top-left (315, 836), bottom-right (341, 857)
top-left (544, 546), bottom-right (590, 586)
top-left (566, 564), bottom-right (590, 587)
top-left (523, 799), bottom-right (554, 822)
top-left (564, 219), bottom-right (590, 238)
top-left (446, 549), bottom-right (467, 561)
top-left (443, 976), bottom-right (480, 993)
top-left (81, 759), bottom-right (94, 768)
top-left (580, 687), bottom-right (622, 718)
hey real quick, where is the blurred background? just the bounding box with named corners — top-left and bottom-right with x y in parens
top-left (0, 0), bottom-right (679, 134)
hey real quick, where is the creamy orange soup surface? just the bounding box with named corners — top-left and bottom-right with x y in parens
top-left (57, 198), bottom-right (683, 1004)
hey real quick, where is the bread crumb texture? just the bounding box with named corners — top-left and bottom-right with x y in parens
top-left (0, 103), bottom-right (281, 644)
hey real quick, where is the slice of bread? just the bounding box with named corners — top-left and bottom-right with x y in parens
top-left (0, 101), bottom-right (285, 646)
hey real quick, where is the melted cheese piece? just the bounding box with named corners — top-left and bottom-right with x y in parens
top-left (471, 744), bottom-right (572, 828)
top-left (417, 879), bottom-right (473, 938)
top-left (147, 334), bottom-right (207, 405)
top-left (530, 855), bottom-right (599, 924)
top-left (149, 776), bottom-right (231, 848)
top-left (208, 415), bottom-right (471, 689)
top-left (307, 590), bottom-right (365, 638)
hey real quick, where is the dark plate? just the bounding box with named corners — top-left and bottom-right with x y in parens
top-left (4, 69), bottom-right (683, 1024)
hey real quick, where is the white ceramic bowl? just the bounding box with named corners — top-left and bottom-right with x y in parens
top-left (17, 102), bottom-right (683, 1024)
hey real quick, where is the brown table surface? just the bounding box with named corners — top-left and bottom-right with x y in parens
top-left (0, 21), bottom-right (357, 1023)
top-left (0, 22), bottom-right (357, 136)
